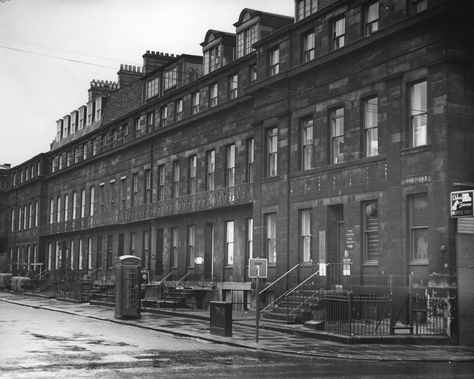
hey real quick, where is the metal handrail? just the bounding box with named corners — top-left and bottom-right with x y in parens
top-left (159, 271), bottom-right (173, 284)
top-left (258, 264), bottom-right (300, 296)
top-left (176, 271), bottom-right (192, 287)
top-left (261, 265), bottom-right (324, 314)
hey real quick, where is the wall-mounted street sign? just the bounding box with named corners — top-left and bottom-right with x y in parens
top-left (248, 258), bottom-right (268, 278)
top-left (451, 190), bottom-right (474, 217)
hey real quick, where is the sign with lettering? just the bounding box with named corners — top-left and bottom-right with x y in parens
top-left (451, 190), bottom-right (474, 217)
top-left (345, 228), bottom-right (355, 250)
top-left (248, 258), bottom-right (268, 278)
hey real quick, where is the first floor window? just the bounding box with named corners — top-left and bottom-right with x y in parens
top-left (265, 213), bottom-right (277, 264)
top-left (409, 193), bottom-right (429, 262)
top-left (189, 156), bottom-right (197, 195)
top-left (226, 221), bottom-right (234, 266)
top-left (158, 164), bottom-right (165, 201)
top-left (206, 150), bottom-right (215, 191)
top-left (301, 117), bottom-right (314, 170)
top-left (364, 97), bottom-right (379, 157)
top-left (409, 80), bottom-right (427, 147)
top-left (173, 161), bottom-right (180, 198)
top-left (330, 107), bottom-right (344, 164)
top-left (267, 127), bottom-right (278, 177)
top-left (226, 144), bottom-right (236, 187)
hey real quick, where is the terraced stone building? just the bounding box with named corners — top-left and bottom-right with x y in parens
top-left (1, 0), bottom-right (473, 344)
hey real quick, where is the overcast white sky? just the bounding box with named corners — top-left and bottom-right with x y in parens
top-left (0, 0), bottom-right (293, 167)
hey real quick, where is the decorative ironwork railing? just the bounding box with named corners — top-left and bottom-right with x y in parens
top-left (42, 183), bottom-right (253, 235)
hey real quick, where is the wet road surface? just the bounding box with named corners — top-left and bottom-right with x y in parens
top-left (1, 301), bottom-right (474, 378)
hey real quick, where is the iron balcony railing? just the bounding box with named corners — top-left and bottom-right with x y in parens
top-left (42, 183), bottom-right (253, 235)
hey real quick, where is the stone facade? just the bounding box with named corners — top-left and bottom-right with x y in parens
top-left (0, 0), bottom-right (473, 341)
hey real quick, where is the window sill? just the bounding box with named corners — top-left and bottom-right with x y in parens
top-left (262, 176), bottom-right (279, 184)
top-left (409, 260), bottom-right (429, 266)
top-left (401, 144), bottom-right (431, 156)
top-left (362, 261), bottom-right (379, 267)
top-left (224, 265), bottom-right (233, 269)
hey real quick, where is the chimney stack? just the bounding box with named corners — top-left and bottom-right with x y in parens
top-left (142, 51), bottom-right (176, 74)
top-left (117, 64), bottom-right (142, 88)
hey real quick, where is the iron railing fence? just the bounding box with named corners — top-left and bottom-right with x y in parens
top-left (322, 291), bottom-right (392, 336)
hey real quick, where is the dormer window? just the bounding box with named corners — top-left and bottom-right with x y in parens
top-left (164, 66), bottom-right (177, 91)
top-left (296, 0), bottom-right (319, 22)
top-left (95, 97), bottom-right (103, 121)
top-left (146, 77), bottom-right (160, 99)
top-left (86, 101), bottom-right (95, 125)
top-left (236, 24), bottom-right (258, 59)
top-left (203, 45), bottom-right (221, 75)
top-left (71, 111), bottom-right (78, 133)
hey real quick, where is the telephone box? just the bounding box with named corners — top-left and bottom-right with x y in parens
top-left (115, 255), bottom-right (141, 319)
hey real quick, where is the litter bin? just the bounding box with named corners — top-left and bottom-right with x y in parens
top-left (115, 255), bottom-right (141, 319)
top-left (210, 301), bottom-right (232, 337)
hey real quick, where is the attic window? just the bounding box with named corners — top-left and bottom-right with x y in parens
top-left (146, 77), bottom-right (160, 99)
top-left (296, 0), bottom-right (319, 21)
top-left (236, 24), bottom-right (258, 59)
top-left (164, 67), bottom-right (177, 90)
top-left (203, 45), bottom-right (221, 75)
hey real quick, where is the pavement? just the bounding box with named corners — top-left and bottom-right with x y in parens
top-left (1, 290), bottom-right (474, 363)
